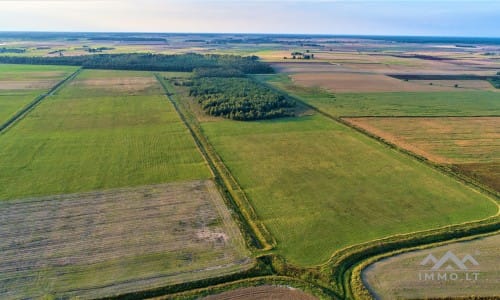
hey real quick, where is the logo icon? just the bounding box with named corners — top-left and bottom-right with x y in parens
top-left (420, 250), bottom-right (479, 271)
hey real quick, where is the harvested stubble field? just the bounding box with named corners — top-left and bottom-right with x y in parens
top-left (202, 285), bottom-right (317, 300)
top-left (0, 180), bottom-right (251, 299)
top-left (408, 79), bottom-right (496, 90)
top-left (269, 51), bottom-right (499, 75)
top-left (64, 69), bottom-right (163, 96)
top-left (344, 117), bottom-right (500, 192)
top-left (363, 234), bottom-right (500, 299)
top-left (0, 69), bottom-right (211, 200)
top-left (0, 64), bottom-right (77, 124)
top-left (196, 112), bottom-right (497, 266)
top-left (259, 74), bottom-right (500, 117)
top-left (289, 72), bottom-right (464, 93)
top-left (344, 117), bottom-right (500, 164)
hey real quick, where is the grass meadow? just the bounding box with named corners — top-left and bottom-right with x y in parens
top-left (0, 69), bottom-right (210, 200)
top-left (198, 113), bottom-right (498, 266)
top-left (0, 64), bottom-right (77, 124)
top-left (258, 74), bottom-right (500, 117)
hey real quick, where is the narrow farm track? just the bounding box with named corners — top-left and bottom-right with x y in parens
top-left (0, 68), bottom-right (82, 134)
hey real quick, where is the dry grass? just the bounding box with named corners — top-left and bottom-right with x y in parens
top-left (0, 80), bottom-right (61, 90)
top-left (409, 80), bottom-right (496, 91)
top-left (62, 69), bottom-right (164, 96)
top-left (0, 180), bottom-right (251, 299)
top-left (363, 234), bottom-right (500, 299)
top-left (269, 50), bottom-right (499, 77)
top-left (344, 117), bottom-right (500, 191)
top-left (453, 162), bottom-right (500, 192)
top-left (73, 77), bottom-right (160, 93)
top-left (202, 285), bottom-right (317, 300)
top-left (344, 117), bottom-right (500, 164)
top-left (0, 64), bottom-right (78, 124)
top-left (271, 62), bottom-right (354, 74)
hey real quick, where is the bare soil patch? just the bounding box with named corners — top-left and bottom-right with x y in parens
top-left (0, 80), bottom-right (59, 90)
top-left (271, 62), bottom-right (352, 74)
top-left (73, 76), bottom-right (159, 93)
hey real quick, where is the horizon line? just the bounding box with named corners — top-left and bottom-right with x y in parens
top-left (1, 30), bottom-right (500, 39)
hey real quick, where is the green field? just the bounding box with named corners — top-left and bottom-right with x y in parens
top-left (0, 69), bottom-right (210, 200)
top-left (0, 64), bottom-right (77, 124)
top-left (258, 74), bottom-right (500, 117)
top-left (198, 113), bottom-right (497, 266)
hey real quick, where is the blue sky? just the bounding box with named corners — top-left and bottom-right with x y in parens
top-left (0, 0), bottom-right (499, 37)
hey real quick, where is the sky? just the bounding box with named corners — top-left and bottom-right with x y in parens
top-left (0, 0), bottom-right (499, 37)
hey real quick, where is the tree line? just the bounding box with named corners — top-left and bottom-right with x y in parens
top-left (0, 48), bottom-right (26, 54)
top-left (0, 53), bottom-right (274, 73)
top-left (0, 51), bottom-right (295, 120)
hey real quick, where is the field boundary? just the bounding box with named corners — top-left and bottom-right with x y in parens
top-left (338, 115), bottom-right (500, 118)
top-left (155, 74), bottom-right (276, 251)
top-left (0, 67), bottom-right (82, 134)
top-left (1, 180), bottom-right (254, 299)
top-left (340, 118), bottom-right (499, 199)
top-left (257, 76), bottom-right (500, 299)
top-left (355, 230), bottom-right (500, 300)
top-left (312, 213), bottom-right (498, 299)
top-left (152, 275), bottom-right (338, 300)
top-left (257, 77), bottom-right (499, 199)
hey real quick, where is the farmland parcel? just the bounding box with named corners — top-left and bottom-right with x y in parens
top-left (345, 117), bottom-right (500, 192)
top-left (166, 76), bottom-right (498, 266)
top-left (0, 180), bottom-right (250, 299)
top-left (0, 64), bottom-right (77, 125)
top-left (0, 69), bottom-right (211, 199)
top-left (260, 74), bottom-right (500, 117)
top-left (0, 69), bottom-right (250, 298)
top-left (363, 234), bottom-right (500, 299)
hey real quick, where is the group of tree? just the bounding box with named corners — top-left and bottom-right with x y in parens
top-left (0, 47), bottom-right (26, 54)
top-left (488, 75), bottom-right (500, 89)
top-left (0, 51), bottom-right (295, 120)
top-left (284, 51), bottom-right (314, 60)
top-left (193, 67), bottom-right (245, 78)
top-left (0, 53), bottom-right (274, 73)
top-left (189, 77), bottom-right (295, 121)
top-left (88, 37), bottom-right (167, 43)
top-left (83, 46), bottom-right (115, 53)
